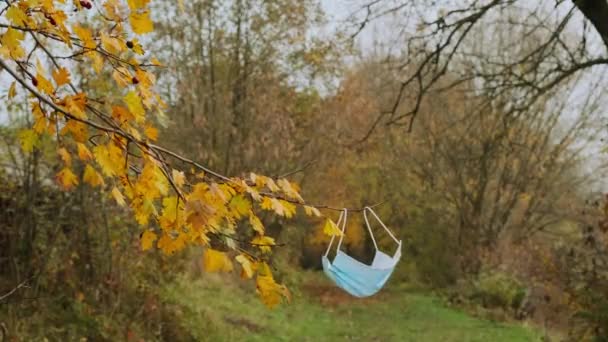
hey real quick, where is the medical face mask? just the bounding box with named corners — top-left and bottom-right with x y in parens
top-left (322, 208), bottom-right (401, 298)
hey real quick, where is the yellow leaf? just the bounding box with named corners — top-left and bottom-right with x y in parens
top-left (130, 10), bottom-right (154, 35)
top-left (57, 147), bottom-right (72, 166)
top-left (111, 105), bottom-right (134, 123)
top-left (249, 213), bottom-right (264, 235)
top-left (0, 28), bottom-right (25, 59)
top-left (150, 57), bottom-right (162, 66)
top-left (323, 218), bottom-right (343, 237)
top-left (140, 230), bottom-right (157, 251)
top-left (56, 167), bottom-right (79, 190)
top-left (52, 67), bottom-right (71, 87)
top-left (93, 143), bottom-right (124, 177)
top-left (127, 0), bottom-right (150, 10)
top-left (100, 32), bottom-right (124, 55)
top-left (172, 169), bottom-right (185, 188)
top-left (35, 73), bottom-right (54, 95)
top-left (261, 197), bottom-right (273, 211)
top-left (256, 275), bottom-right (290, 308)
top-left (277, 178), bottom-right (303, 201)
top-left (111, 187), bottom-right (126, 206)
top-left (112, 68), bottom-right (133, 88)
top-left (83, 164), bottom-right (105, 187)
top-left (203, 249), bottom-right (233, 273)
top-left (158, 195), bottom-right (182, 229)
top-left (251, 235), bottom-right (275, 253)
top-left (304, 205), bottom-right (321, 217)
top-left (229, 195), bottom-right (251, 219)
top-left (124, 91), bottom-right (145, 123)
top-left (278, 200), bottom-right (296, 218)
top-left (235, 254), bottom-right (254, 279)
top-left (61, 93), bottom-right (88, 119)
top-left (77, 143), bottom-right (93, 161)
top-left (61, 120), bottom-right (88, 142)
top-left (156, 232), bottom-right (187, 255)
top-left (74, 25), bottom-right (96, 49)
top-left (8, 82), bottom-right (16, 99)
top-left (6, 6), bottom-right (29, 26)
top-left (144, 125), bottom-right (158, 141)
top-left (18, 129), bottom-right (37, 153)
top-left (129, 38), bottom-right (145, 55)
top-left (265, 177), bottom-right (280, 192)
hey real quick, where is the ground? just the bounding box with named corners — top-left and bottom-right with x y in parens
top-left (159, 271), bottom-right (541, 342)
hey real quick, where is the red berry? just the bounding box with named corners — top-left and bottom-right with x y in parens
top-left (49, 17), bottom-right (57, 26)
top-left (132, 77), bottom-right (139, 85)
top-left (85, 2), bottom-right (92, 9)
top-left (32, 77), bottom-right (38, 87)
top-left (126, 41), bottom-right (134, 49)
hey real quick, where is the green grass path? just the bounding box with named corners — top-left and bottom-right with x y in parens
top-left (161, 273), bottom-right (540, 342)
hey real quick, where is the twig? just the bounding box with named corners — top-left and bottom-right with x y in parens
top-left (0, 278), bottom-right (30, 302)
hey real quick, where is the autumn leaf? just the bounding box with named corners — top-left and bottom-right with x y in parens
top-left (251, 235), bottom-right (275, 254)
top-left (127, 0), bottom-right (151, 10)
top-left (249, 213), bottom-right (265, 235)
top-left (57, 147), bottom-right (72, 166)
top-left (18, 129), bottom-right (38, 153)
top-left (172, 169), bottom-right (185, 188)
top-left (56, 167), bottom-right (79, 190)
top-left (83, 165), bottom-right (105, 187)
top-left (144, 125), bottom-right (158, 141)
top-left (100, 32), bottom-right (124, 55)
top-left (130, 11), bottom-right (154, 35)
top-left (77, 143), bottom-right (93, 161)
top-left (304, 205), bottom-right (321, 217)
top-left (73, 25), bottom-right (96, 49)
top-left (8, 82), bottom-right (16, 99)
top-left (235, 254), bottom-right (254, 279)
top-left (277, 178), bottom-right (303, 202)
top-left (155, 232), bottom-right (186, 255)
top-left (256, 275), bottom-right (290, 308)
top-left (52, 67), bottom-right (71, 87)
top-left (111, 187), bottom-right (126, 206)
top-left (93, 143), bottom-right (124, 177)
top-left (0, 28), bottom-right (26, 59)
top-left (229, 195), bottom-right (251, 219)
top-left (140, 230), bottom-right (157, 251)
top-left (203, 249), bottom-right (233, 273)
top-left (6, 6), bottom-right (29, 26)
top-left (124, 91), bottom-right (145, 123)
top-left (323, 218), bottom-right (343, 237)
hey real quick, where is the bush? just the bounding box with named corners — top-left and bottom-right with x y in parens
top-left (470, 271), bottom-right (527, 311)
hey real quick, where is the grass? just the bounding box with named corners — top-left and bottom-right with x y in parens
top-left (161, 271), bottom-right (541, 342)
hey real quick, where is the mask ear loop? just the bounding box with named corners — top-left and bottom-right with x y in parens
top-left (364, 207), bottom-right (400, 248)
top-left (363, 207), bottom-right (379, 252)
top-left (324, 209), bottom-right (348, 257)
top-left (335, 208), bottom-right (348, 252)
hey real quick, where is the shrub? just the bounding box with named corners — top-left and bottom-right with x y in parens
top-left (470, 270), bottom-right (527, 311)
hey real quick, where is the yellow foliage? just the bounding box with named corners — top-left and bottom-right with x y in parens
top-left (129, 11), bottom-right (154, 35)
top-left (236, 254), bottom-right (254, 279)
top-left (140, 230), bottom-right (157, 251)
top-left (203, 249), bottom-right (234, 273)
top-left (251, 235), bottom-right (275, 254)
top-left (56, 167), bottom-right (79, 191)
top-left (323, 218), bottom-right (343, 237)
top-left (18, 129), bottom-right (37, 153)
top-left (52, 67), bottom-right (71, 87)
top-left (83, 165), bottom-right (105, 187)
top-left (256, 275), bottom-right (290, 308)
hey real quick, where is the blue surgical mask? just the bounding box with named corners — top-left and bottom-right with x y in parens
top-left (322, 208), bottom-right (401, 298)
